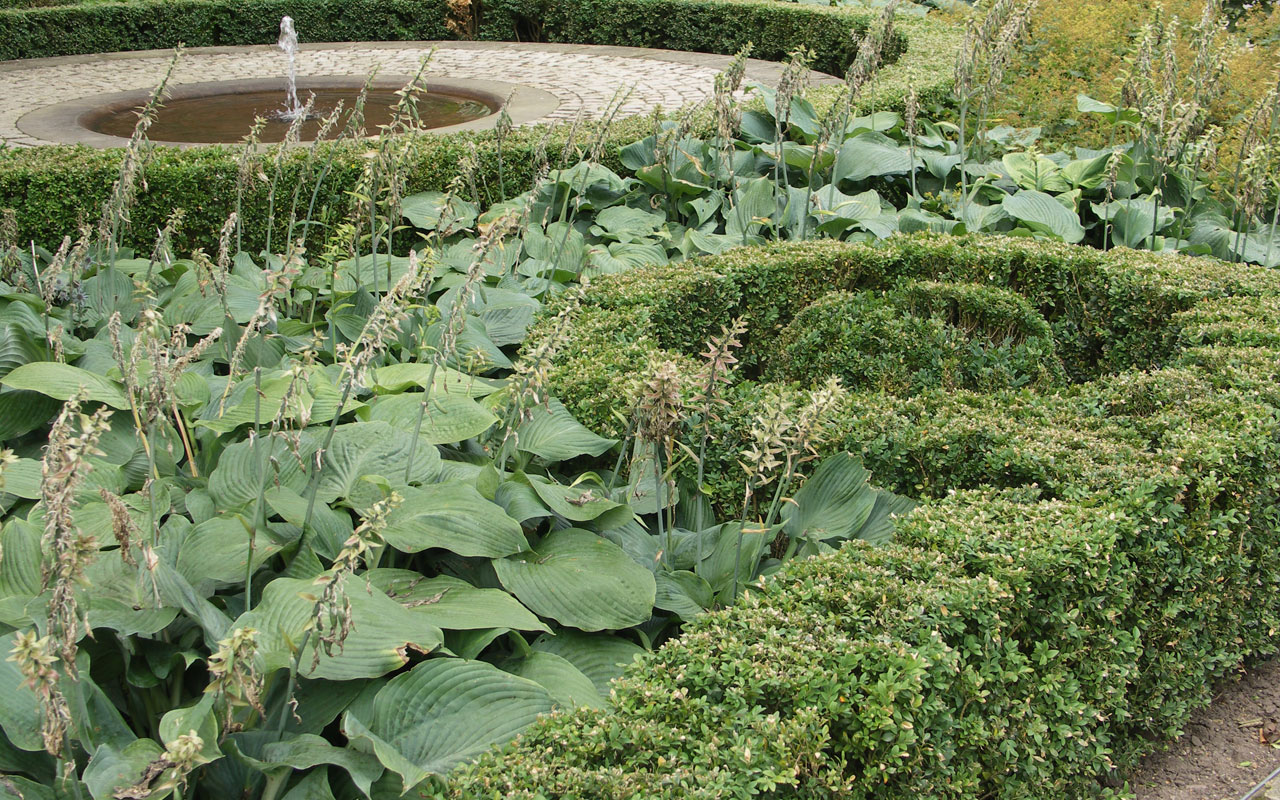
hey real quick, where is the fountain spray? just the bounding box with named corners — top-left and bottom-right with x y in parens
top-left (278, 16), bottom-right (303, 119)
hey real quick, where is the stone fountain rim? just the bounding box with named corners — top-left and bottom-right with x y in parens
top-left (16, 74), bottom-right (559, 148)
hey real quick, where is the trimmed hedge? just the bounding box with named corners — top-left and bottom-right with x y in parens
top-left (0, 0), bottom-right (960, 252)
top-left (766, 281), bottom-right (1064, 393)
top-left (0, 0), bottom-right (455, 60)
top-left (438, 235), bottom-right (1280, 798)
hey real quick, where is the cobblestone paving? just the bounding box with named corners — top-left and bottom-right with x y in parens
top-left (0, 42), bottom-right (834, 147)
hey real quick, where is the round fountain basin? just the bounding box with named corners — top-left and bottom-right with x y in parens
top-left (14, 75), bottom-right (537, 148)
top-left (85, 84), bottom-right (496, 144)
top-left (81, 78), bottom-right (498, 144)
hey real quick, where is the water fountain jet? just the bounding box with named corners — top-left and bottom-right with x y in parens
top-left (276, 16), bottom-right (308, 121)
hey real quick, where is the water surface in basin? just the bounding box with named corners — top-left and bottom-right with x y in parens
top-left (86, 87), bottom-right (495, 143)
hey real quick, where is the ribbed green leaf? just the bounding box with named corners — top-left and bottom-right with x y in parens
top-left (83, 740), bottom-right (164, 800)
top-left (366, 570), bottom-right (548, 632)
top-left (654, 570), bottom-right (713, 619)
top-left (501, 651), bottom-right (603, 709)
top-left (173, 516), bottom-right (282, 586)
top-left (381, 483), bottom-right (527, 558)
top-left (0, 322), bottom-right (46, 379)
top-left (1002, 190), bottom-right (1086, 243)
top-left (363, 391), bottom-right (497, 445)
top-left (0, 520), bottom-right (41, 600)
top-left (530, 630), bottom-right (646, 697)
top-left (371, 364), bottom-right (502, 397)
top-left (0, 632), bottom-right (45, 751)
top-left (525, 475), bottom-right (630, 525)
top-left (234, 577), bottom-right (443, 680)
top-left (835, 131), bottom-right (919, 184)
top-left (0, 362), bottom-right (127, 408)
top-left (342, 659), bottom-right (552, 792)
top-left (244, 734), bottom-right (384, 797)
top-left (313, 422), bottom-right (441, 504)
top-left (495, 530), bottom-right (656, 632)
top-left (0, 389), bottom-right (59, 440)
top-left (83, 557), bottom-right (179, 636)
top-left (515, 399), bottom-right (616, 461)
top-left (0, 458), bottom-right (40, 500)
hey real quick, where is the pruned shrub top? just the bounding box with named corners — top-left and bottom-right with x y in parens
top-left (766, 280), bottom-right (1064, 394)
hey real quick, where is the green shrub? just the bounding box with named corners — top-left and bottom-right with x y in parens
top-left (767, 280), bottom-right (1064, 393)
top-left (439, 234), bottom-right (1280, 798)
top-left (0, 0), bottom-right (453, 59)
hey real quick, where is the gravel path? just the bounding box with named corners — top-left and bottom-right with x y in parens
top-left (1130, 658), bottom-right (1280, 800)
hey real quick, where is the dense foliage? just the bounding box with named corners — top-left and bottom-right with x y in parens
top-left (0, 0), bottom-right (961, 252)
top-left (443, 234), bottom-right (1280, 798)
top-left (0, 0), bottom-right (1277, 795)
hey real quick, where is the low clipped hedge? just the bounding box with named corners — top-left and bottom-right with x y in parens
top-left (766, 281), bottom-right (1064, 393)
top-left (0, 0), bottom-right (960, 252)
top-left (439, 235), bottom-right (1280, 798)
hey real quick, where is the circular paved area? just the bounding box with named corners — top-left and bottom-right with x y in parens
top-left (0, 41), bottom-right (838, 148)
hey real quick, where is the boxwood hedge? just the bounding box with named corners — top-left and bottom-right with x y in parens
top-left (437, 234), bottom-right (1280, 798)
top-left (0, 0), bottom-right (960, 252)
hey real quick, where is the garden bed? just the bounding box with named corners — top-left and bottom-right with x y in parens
top-left (0, 0), bottom-right (960, 252)
top-left (440, 234), bottom-right (1280, 798)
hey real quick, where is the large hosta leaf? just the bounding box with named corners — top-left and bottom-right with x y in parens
top-left (0, 362), bottom-right (127, 409)
top-left (1092, 196), bottom-right (1175, 249)
top-left (334, 254), bottom-right (418, 294)
top-left (233, 733), bottom-right (384, 798)
top-left (0, 632), bottom-right (44, 750)
top-left (0, 322), bottom-right (47, 380)
top-left (1001, 152), bottom-right (1070, 192)
top-left (234, 577), bottom-right (442, 680)
top-left (1002, 190), bottom-right (1086, 243)
top-left (589, 206), bottom-right (665, 243)
top-left (0, 389), bottom-right (60, 440)
top-left (530, 630), bottom-right (646, 697)
top-left (363, 391), bottom-right (497, 445)
top-left (525, 474), bottom-right (630, 526)
top-left (198, 369), bottom-right (354, 434)
top-left (501, 651), bottom-right (602, 709)
top-left (654, 570), bottom-right (713, 619)
top-left (208, 434), bottom-right (310, 510)
top-left (313, 422), bottom-right (441, 504)
top-left (401, 191), bottom-right (478, 234)
top-left (494, 529), bottom-right (656, 631)
top-left (698, 522), bottom-right (774, 597)
top-left (83, 557), bottom-right (179, 636)
top-left (0, 458), bottom-right (40, 500)
top-left (781, 452), bottom-right (916, 546)
top-left (584, 241), bottom-right (669, 277)
top-left (366, 570), bottom-right (549, 632)
top-left (380, 483), bottom-right (527, 557)
top-left (83, 740), bottom-right (164, 800)
top-left (341, 659), bottom-right (552, 792)
top-left (834, 131), bottom-right (919, 184)
top-left (515, 399), bottom-right (616, 461)
top-left (371, 364), bottom-right (502, 397)
top-left (173, 516), bottom-right (283, 587)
